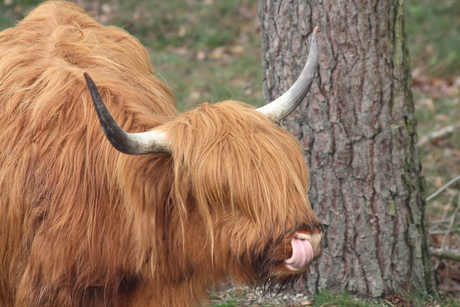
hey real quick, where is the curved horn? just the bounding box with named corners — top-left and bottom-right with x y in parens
top-left (257, 26), bottom-right (319, 121)
top-left (83, 72), bottom-right (170, 155)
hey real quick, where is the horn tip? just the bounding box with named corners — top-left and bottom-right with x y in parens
top-left (83, 71), bottom-right (93, 84)
top-left (312, 26), bottom-right (319, 37)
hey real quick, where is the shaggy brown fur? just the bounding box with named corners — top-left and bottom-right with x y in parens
top-left (0, 1), bottom-right (322, 306)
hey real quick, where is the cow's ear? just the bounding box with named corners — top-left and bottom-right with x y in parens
top-left (84, 72), bottom-right (170, 155)
top-left (256, 27), bottom-right (319, 122)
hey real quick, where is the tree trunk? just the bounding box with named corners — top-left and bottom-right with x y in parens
top-left (258, 0), bottom-right (438, 297)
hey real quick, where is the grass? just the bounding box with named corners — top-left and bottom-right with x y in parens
top-left (212, 301), bottom-right (239, 307)
top-left (405, 0), bottom-right (460, 77)
top-left (210, 288), bottom-right (456, 307)
top-left (116, 1), bottom-right (250, 50)
top-left (113, 0), bottom-right (263, 110)
top-left (313, 292), bottom-right (385, 307)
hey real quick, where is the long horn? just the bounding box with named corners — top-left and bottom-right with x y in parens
top-left (83, 72), bottom-right (170, 155)
top-left (257, 26), bottom-right (319, 121)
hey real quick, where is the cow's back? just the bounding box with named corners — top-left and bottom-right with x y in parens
top-left (0, 1), bottom-right (176, 305)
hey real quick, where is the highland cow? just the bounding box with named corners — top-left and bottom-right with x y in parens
top-left (0, 1), bottom-right (323, 306)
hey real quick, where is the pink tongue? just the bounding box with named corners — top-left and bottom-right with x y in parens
top-left (285, 238), bottom-right (313, 271)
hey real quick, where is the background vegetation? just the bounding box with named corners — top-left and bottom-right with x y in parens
top-left (0, 0), bottom-right (458, 306)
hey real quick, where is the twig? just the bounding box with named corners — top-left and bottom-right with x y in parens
top-left (319, 301), bottom-right (339, 307)
top-left (440, 193), bottom-right (456, 221)
top-left (429, 218), bottom-right (454, 224)
top-left (428, 191), bottom-right (460, 264)
top-left (441, 205), bottom-right (459, 249)
top-left (430, 248), bottom-right (460, 261)
top-left (384, 299), bottom-right (397, 307)
top-left (417, 123), bottom-right (460, 147)
top-left (426, 175), bottom-right (460, 202)
top-left (430, 229), bottom-right (460, 234)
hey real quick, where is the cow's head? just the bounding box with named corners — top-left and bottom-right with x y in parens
top-left (84, 28), bottom-right (323, 287)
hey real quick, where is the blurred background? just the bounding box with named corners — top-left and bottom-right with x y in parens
top-left (1, 0), bottom-right (459, 304)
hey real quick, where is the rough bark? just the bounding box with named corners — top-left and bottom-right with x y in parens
top-left (258, 0), bottom-right (438, 297)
